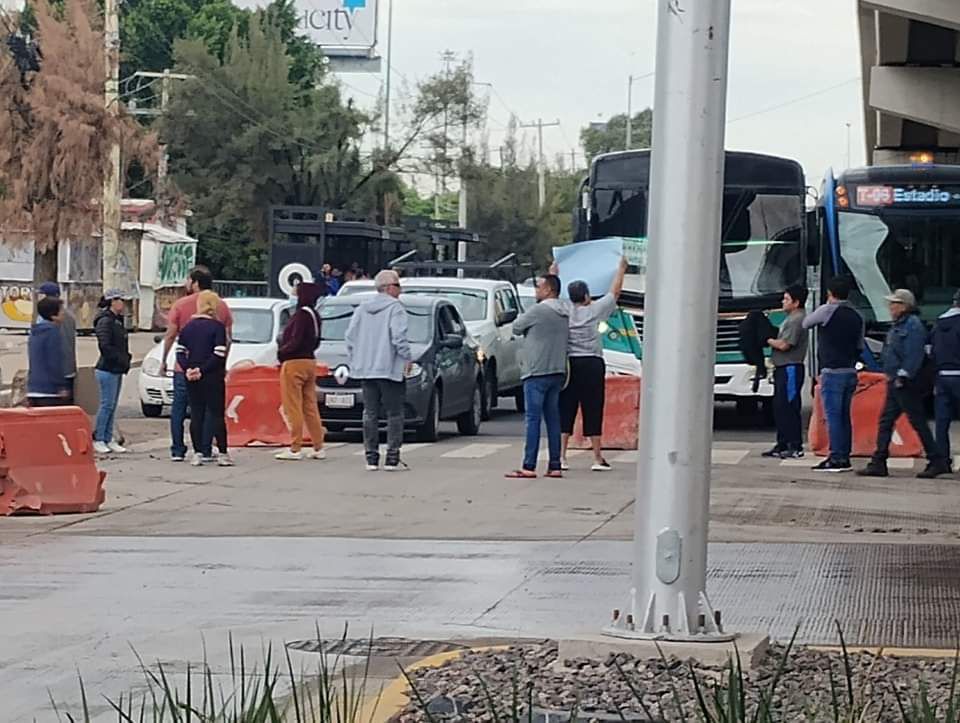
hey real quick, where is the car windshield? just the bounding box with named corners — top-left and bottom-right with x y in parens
top-left (594, 189), bottom-right (804, 301)
top-left (403, 288), bottom-right (488, 321)
top-left (231, 309), bottom-right (274, 344)
top-left (837, 210), bottom-right (960, 324)
top-left (319, 303), bottom-right (433, 343)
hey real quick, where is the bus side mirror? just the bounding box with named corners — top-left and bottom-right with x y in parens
top-left (805, 209), bottom-right (820, 268)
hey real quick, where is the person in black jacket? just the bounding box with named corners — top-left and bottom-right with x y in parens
top-left (93, 290), bottom-right (132, 455)
top-left (932, 289), bottom-right (960, 469)
top-left (176, 291), bottom-right (232, 467)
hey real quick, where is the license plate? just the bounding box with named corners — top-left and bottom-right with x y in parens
top-left (325, 393), bottom-right (355, 409)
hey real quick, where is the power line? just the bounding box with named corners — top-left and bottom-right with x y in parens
top-left (727, 78), bottom-right (860, 124)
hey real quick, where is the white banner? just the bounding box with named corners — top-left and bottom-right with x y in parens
top-left (234, 0), bottom-right (378, 52)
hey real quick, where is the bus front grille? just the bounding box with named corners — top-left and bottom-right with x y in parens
top-left (627, 313), bottom-right (743, 354)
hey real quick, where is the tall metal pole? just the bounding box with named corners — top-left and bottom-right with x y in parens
top-left (845, 122), bottom-right (852, 168)
top-left (383, 0), bottom-right (394, 149)
top-left (102, 0), bottom-right (123, 296)
top-left (537, 118), bottom-right (545, 209)
top-left (605, 0), bottom-right (734, 642)
top-left (626, 75), bottom-right (634, 149)
top-left (457, 119), bottom-right (468, 278)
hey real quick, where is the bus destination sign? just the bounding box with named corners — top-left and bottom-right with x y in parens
top-left (854, 184), bottom-right (960, 208)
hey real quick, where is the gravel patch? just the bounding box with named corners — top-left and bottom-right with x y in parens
top-left (394, 642), bottom-right (960, 722)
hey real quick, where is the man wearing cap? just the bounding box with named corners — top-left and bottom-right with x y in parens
top-left (859, 289), bottom-right (950, 479)
top-left (37, 282), bottom-right (77, 404)
top-left (930, 290), bottom-right (960, 470)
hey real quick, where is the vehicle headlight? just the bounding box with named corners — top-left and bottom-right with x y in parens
top-left (404, 362), bottom-right (423, 379)
top-left (597, 321), bottom-right (610, 334)
top-left (142, 357), bottom-right (162, 377)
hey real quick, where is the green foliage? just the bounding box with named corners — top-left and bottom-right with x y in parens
top-left (162, 9), bottom-right (370, 277)
top-left (580, 109), bottom-right (653, 160)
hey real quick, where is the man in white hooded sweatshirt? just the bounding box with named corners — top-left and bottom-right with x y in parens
top-left (506, 274), bottom-right (570, 479)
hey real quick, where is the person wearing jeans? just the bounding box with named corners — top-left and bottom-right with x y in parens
top-left (803, 277), bottom-right (864, 472)
top-left (931, 290), bottom-right (960, 467)
top-left (763, 285), bottom-right (809, 459)
top-left (506, 273), bottom-right (570, 479)
top-left (93, 291), bottom-right (131, 455)
top-left (361, 379), bottom-right (405, 468)
top-left (859, 289), bottom-right (949, 479)
top-left (161, 265), bottom-right (233, 461)
top-left (345, 270), bottom-right (412, 471)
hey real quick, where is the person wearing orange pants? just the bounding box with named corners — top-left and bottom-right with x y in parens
top-left (275, 282), bottom-right (326, 461)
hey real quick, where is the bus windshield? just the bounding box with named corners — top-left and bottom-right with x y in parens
top-left (594, 189), bottom-right (804, 302)
top-left (836, 210), bottom-right (960, 323)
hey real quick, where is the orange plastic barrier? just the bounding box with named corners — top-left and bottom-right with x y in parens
top-left (0, 406), bottom-right (106, 515)
top-left (226, 363), bottom-right (330, 447)
top-left (808, 372), bottom-right (923, 458)
top-left (569, 374), bottom-right (641, 450)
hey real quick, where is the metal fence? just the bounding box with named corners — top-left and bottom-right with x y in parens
top-left (213, 281), bottom-right (270, 298)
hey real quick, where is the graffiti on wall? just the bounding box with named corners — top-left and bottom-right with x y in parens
top-left (157, 243), bottom-right (196, 288)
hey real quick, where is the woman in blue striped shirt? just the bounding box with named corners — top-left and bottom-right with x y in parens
top-left (176, 291), bottom-right (233, 467)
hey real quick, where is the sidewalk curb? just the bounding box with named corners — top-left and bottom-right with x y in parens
top-left (359, 646), bottom-right (509, 723)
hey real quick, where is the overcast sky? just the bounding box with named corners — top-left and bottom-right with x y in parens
top-left (335, 0), bottom-right (866, 187)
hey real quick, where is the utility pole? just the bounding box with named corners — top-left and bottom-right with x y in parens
top-left (102, 0), bottom-right (123, 297)
top-left (457, 119), bottom-right (468, 277)
top-left (570, 148), bottom-right (577, 171)
top-left (626, 74), bottom-right (634, 149)
top-left (520, 118), bottom-right (560, 209)
top-left (604, 0), bottom-right (734, 642)
top-left (383, 0), bottom-right (394, 149)
top-left (845, 122), bottom-right (852, 168)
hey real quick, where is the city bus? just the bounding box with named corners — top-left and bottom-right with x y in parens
top-left (818, 163), bottom-right (960, 365)
top-left (574, 150), bottom-right (808, 415)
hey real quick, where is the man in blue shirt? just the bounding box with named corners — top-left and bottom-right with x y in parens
top-left (859, 289), bottom-right (949, 479)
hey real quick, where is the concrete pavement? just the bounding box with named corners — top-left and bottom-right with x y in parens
top-left (3, 407), bottom-right (960, 720)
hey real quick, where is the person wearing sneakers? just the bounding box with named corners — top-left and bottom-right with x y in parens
top-left (931, 290), bottom-right (960, 471)
top-left (275, 282), bottom-right (326, 462)
top-left (176, 291), bottom-right (233, 467)
top-left (802, 277), bottom-right (864, 472)
top-left (505, 273), bottom-right (570, 480)
top-left (559, 256), bottom-right (628, 472)
top-left (345, 270), bottom-right (412, 472)
top-left (859, 289), bottom-right (949, 479)
top-left (93, 291), bottom-right (132, 455)
top-left (762, 285), bottom-right (809, 460)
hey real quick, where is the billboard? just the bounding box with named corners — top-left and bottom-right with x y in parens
top-left (234, 0), bottom-right (378, 55)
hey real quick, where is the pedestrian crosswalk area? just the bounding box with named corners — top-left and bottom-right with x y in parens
top-left (127, 435), bottom-right (957, 472)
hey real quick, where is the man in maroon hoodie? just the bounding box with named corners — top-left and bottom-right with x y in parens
top-left (275, 282), bottom-right (326, 461)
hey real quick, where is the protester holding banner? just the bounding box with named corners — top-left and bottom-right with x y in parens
top-left (558, 256), bottom-right (628, 472)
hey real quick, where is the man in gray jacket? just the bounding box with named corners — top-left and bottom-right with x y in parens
top-left (37, 282), bottom-right (77, 404)
top-left (346, 270), bottom-right (412, 471)
top-left (506, 274), bottom-right (570, 479)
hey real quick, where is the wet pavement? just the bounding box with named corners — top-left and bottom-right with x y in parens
top-left (3, 403), bottom-right (960, 720)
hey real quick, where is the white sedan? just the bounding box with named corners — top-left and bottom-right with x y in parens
top-left (138, 297), bottom-right (295, 417)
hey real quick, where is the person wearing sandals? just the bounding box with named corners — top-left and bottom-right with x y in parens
top-left (176, 291), bottom-right (233, 467)
top-left (559, 256), bottom-right (628, 472)
top-left (506, 273), bottom-right (570, 479)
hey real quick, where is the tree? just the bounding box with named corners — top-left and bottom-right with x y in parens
top-left (0, 0), bottom-right (157, 280)
top-left (580, 109), bottom-right (653, 160)
top-left (161, 8), bottom-right (371, 276)
top-left (412, 52), bottom-right (487, 216)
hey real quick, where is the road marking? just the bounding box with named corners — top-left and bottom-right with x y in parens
top-left (888, 458), bottom-right (916, 470)
top-left (780, 457), bottom-right (814, 467)
top-left (441, 443), bottom-right (511, 459)
top-left (353, 443), bottom-right (433, 456)
top-left (712, 449), bottom-right (749, 465)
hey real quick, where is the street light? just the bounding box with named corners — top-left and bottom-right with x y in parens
top-left (626, 72), bottom-right (655, 149)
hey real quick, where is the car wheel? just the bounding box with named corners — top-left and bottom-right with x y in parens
top-left (457, 382), bottom-right (482, 436)
top-left (141, 402), bottom-right (163, 418)
top-left (481, 367), bottom-right (497, 421)
top-left (416, 388), bottom-right (441, 443)
top-left (514, 387), bottom-right (525, 413)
